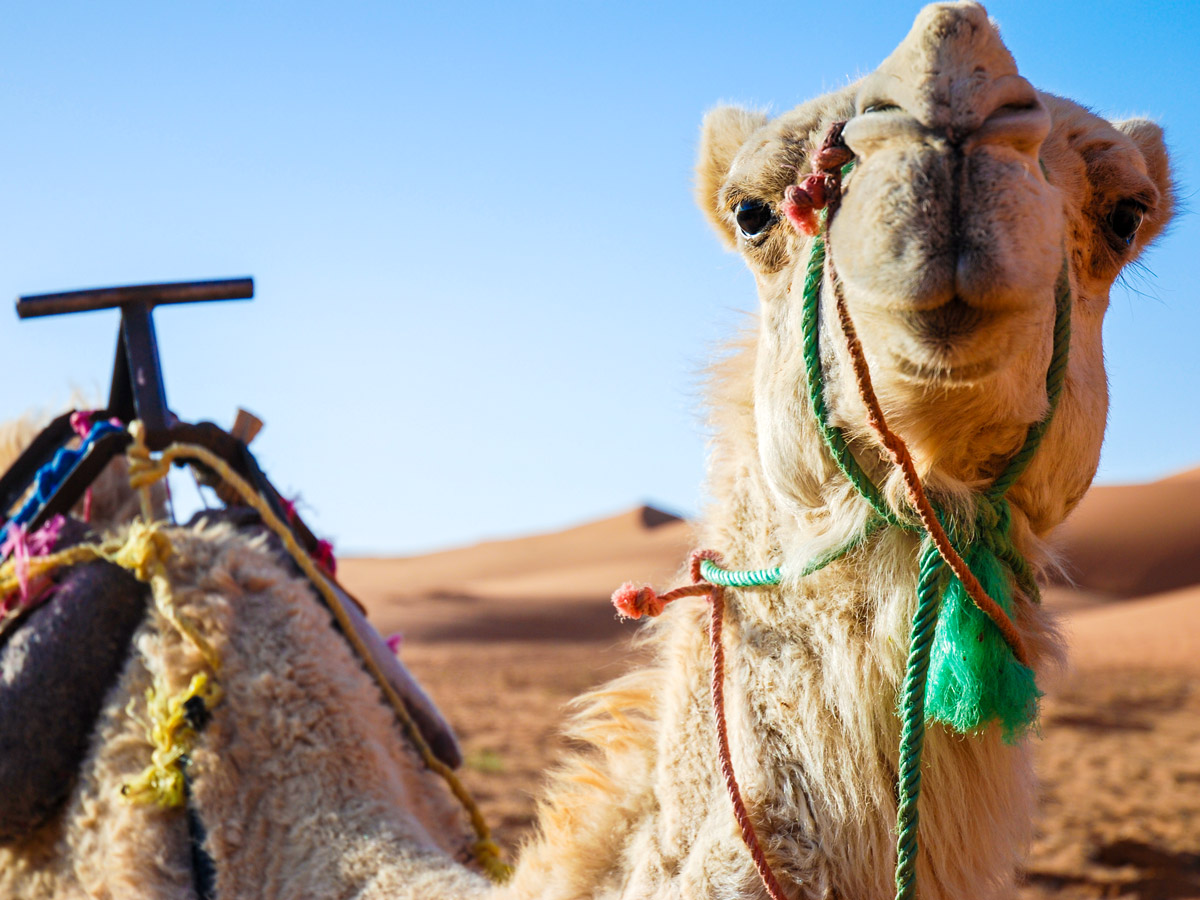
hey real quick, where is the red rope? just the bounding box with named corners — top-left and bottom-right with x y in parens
top-left (612, 551), bottom-right (790, 900)
top-left (781, 120), bottom-right (854, 237)
top-left (708, 584), bottom-right (790, 900)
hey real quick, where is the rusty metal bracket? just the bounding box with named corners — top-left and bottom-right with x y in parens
top-left (18, 278), bottom-right (253, 436)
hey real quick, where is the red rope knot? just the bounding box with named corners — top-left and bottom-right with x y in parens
top-left (782, 120), bottom-right (853, 237)
top-left (611, 552), bottom-right (724, 620)
top-left (611, 583), bottom-right (666, 620)
top-left (811, 120), bottom-right (853, 173)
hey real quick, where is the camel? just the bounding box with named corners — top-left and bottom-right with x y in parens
top-left (0, 424), bottom-right (490, 898)
top-left (0, 2), bottom-right (1175, 898)
top-left (503, 3), bottom-right (1172, 897)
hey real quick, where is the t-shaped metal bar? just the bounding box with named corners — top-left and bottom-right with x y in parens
top-left (16, 278), bottom-right (253, 435)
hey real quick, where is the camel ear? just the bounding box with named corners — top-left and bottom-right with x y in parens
top-left (1113, 118), bottom-right (1174, 246)
top-left (695, 106), bottom-right (769, 249)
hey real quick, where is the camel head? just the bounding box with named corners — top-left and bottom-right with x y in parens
top-left (696, 0), bottom-right (1174, 541)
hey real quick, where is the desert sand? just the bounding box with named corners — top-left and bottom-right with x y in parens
top-left (339, 470), bottom-right (1200, 900)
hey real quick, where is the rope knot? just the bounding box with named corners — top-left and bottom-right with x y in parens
top-left (783, 177), bottom-right (837, 237)
top-left (611, 583), bottom-right (665, 619)
top-left (782, 120), bottom-right (852, 237)
top-left (612, 552), bottom-right (725, 619)
top-left (112, 521), bottom-right (174, 583)
top-left (811, 120), bottom-right (853, 173)
top-left (973, 494), bottom-right (1012, 535)
top-left (122, 671), bottom-right (223, 808)
top-left (126, 421), bottom-right (172, 518)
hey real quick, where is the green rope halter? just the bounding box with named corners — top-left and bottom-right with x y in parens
top-left (701, 220), bottom-right (1072, 900)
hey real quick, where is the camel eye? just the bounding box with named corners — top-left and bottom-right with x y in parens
top-left (863, 102), bottom-right (901, 114)
top-left (1108, 199), bottom-right (1145, 246)
top-left (735, 199), bottom-right (774, 238)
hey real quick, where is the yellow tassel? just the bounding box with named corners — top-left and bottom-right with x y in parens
top-left (122, 671), bottom-right (223, 807)
top-left (471, 839), bottom-right (514, 883)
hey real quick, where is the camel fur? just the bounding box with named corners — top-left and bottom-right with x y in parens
top-left (0, 3), bottom-right (1177, 898)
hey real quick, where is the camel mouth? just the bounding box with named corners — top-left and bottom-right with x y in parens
top-left (888, 297), bottom-right (1001, 382)
top-left (903, 295), bottom-right (989, 346)
top-left (892, 352), bottom-right (999, 383)
top-left (884, 295), bottom-right (1000, 379)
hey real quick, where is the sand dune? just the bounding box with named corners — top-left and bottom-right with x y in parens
top-left (338, 505), bottom-right (693, 642)
top-left (1066, 583), bottom-right (1200, 674)
top-left (1051, 476), bottom-right (1200, 598)
top-left (1162, 464), bottom-right (1200, 483)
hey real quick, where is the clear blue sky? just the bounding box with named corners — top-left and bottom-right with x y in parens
top-left (2, 1), bottom-right (1196, 554)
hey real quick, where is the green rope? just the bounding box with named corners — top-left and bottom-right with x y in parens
top-left (801, 238), bottom-right (906, 529)
top-left (893, 540), bottom-right (944, 898)
top-left (701, 209), bottom-right (1072, 900)
top-left (697, 518), bottom-right (884, 588)
top-left (699, 559), bottom-right (781, 587)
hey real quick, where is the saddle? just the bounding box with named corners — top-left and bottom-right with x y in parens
top-left (0, 279), bottom-right (462, 843)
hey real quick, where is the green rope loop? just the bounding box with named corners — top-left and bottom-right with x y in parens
top-left (801, 236), bottom-right (907, 529)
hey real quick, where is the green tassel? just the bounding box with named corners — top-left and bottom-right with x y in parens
top-left (924, 539), bottom-right (1040, 740)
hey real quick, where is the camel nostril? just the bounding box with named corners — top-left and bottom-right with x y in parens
top-left (971, 103), bottom-right (1050, 156)
top-left (968, 78), bottom-right (1051, 156)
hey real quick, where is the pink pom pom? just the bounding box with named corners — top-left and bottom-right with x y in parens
top-left (611, 582), bottom-right (665, 620)
top-left (69, 411), bottom-right (93, 440)
top-left (314, 539), bottom-right (337, 576)
top-left (782, 176), bottom-right (841, 238)
top-left (782, 186), bottom-right (818, 236)
top-left (280, 497), bottom-right (298, 523)
top-left (385, 633), bottom-right (403, 654)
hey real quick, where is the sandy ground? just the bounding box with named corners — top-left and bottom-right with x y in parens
top-left (340, 478), bottom-right (1200, 899)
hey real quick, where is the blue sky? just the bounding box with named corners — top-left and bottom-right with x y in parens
top-left (1, 2), bottom-right (1196, 554)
